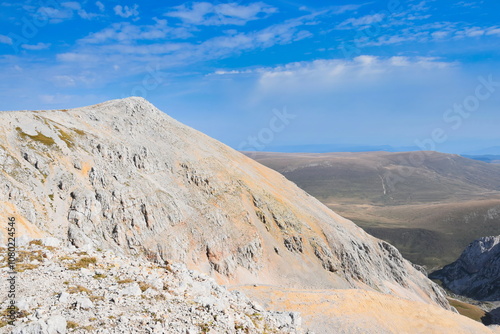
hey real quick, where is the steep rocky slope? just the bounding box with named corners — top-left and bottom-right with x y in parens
top-left (0, 98), bottom-right (448, 309)
top-left (430, 236), bottom-right (500, 301)
top-left (0, 238), bottom-right (301, 333)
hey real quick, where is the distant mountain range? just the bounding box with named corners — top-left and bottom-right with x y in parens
top-left (463, 147), bottom-right (500, 155)
top-left (462, 155), bottom-right (500, 164)
top-left (258, 144), bottom-right (500, 164)
top-left (260, 144), bottom-right (420, 153)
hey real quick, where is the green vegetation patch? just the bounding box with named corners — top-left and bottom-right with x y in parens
top-left (93, 273), bottom-right (107, 279)
top-left (117, 278), bottom-right (135, 284)
top-left (57, 128), bottom-right (75, 148)
top-left (72, 128), bottom-right (86, 136)
top-left (447, 298), bottom-right (486, 323)
top-left (0, 306), bottom-right (29, 327)
top-left (67, 321), bottom-right (79, 329)
top-left (67, 256), bottom-right (97, 270)
top-left (16, 127), bottom-right (55, 146)
top-left (67, 285), bottom-right (91, 295)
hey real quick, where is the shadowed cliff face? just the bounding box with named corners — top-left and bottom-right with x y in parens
top-left (0, 97), bottom-right (449, 309)
top-left (430, 236), bottom-right (500, 301)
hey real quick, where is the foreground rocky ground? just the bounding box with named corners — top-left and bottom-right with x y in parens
top-left (0, 237), bottom-right (302, 333)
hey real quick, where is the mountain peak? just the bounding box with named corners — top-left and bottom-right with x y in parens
top-left (0, 99), bottom-right (451, 312)
top-left (79, 96), bottom-right (163, 118)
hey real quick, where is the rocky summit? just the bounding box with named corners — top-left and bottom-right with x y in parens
top-left (0, 97), bottom-right (497, 333)
top-left (430, 235), bottom-right (500, 301)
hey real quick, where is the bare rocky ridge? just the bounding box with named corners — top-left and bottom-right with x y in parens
top-left (430, 236), bottom-right (500, 301)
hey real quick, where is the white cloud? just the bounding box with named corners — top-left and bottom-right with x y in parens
top-left (80, 19), bottom-right (191, 44)
top-left (359, 34), bottom-right (417, 46)
top-left (455, 1), bottom-right (482, 8)
top-left (213, 56), bottom-right (456, 80)
top-left (486, 28), bottom-right (500, 36)
top-left (114, 4), bottom-right (139, 18)
top-left (251, 56), bottom-right (457, 90)
top-left (38, 6), bottom-right (74, 23)
top-left (331, 4), bottom-right (367, 14)
top-left (409, 1), bottom-right (431, 12)
top-left (348, 18), bottom-right (500, 49)
top-left (196, 20), bottom-right (311, 58)
top-left (0, 34), bottom-right (12, 45)
top-left (77, 9), bottom-right (99, 20)
top-left (432, 30), bottom-right (450, 39)
top-left (406, 14), bottom-right (431, 21)
top-left (96, 1), bottom-right (105, 12)
top-left (21, 42), bottom-right (51, 50)
top-left (465, 27), bottom-right (485, 37)
top-left (165, 2), bottom-right (277, 26)
top-left (75, 13), bottom-right (313, 61)
top-left (57, 52), bottom-right (99, 63)
top-left (337, 13), bottom-right (386, 29)
top-left (213, 69), bottom-right (255, 75)
top-left (36, 2), bottom-right (99, 23)
top-left (52, 75), bottom-right (76, 87)
top-left (62, 2), bottom-right (81, 11)
top-left (452, 26), bottom-right (500, 39)
top-left (389, 56), bottom-right (411, 67)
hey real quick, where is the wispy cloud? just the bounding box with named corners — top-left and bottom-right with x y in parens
top-left (35, 1), bottom-right (100, 23)
top-left (211, 56), bottom-right (458, 89)
top-left (113, 4), bottom-right (140, 19)
top-left (80, 19), bottom-right (191, 44)
top-left (196, 18), bottom-right (311, 56)
top-left (331, 3), bottom-right (367, 14)
top-left (95, 1), bottom-right (105, 12)
top-left (165, 2), bottom-right (277, 26)
top-left (454, 1), bottom-right (483, 8)
top-left (486, 28), bottom-right (500, 36)
top-left (251, 55), bottom-right (456, 80)
top-left (21, 42), bottom-right (51, 50)
top-left (453, 26), bottom-right (500, 39)
top-left (0, 34), bottom-right (13, 45)
top-left (67, 12), bottom-right (315, 63)
top-left (337, 13), bottom-right (386, 29)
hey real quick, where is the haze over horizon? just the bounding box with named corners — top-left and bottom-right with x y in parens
top-left (1, 0), bottom-right (499, 154)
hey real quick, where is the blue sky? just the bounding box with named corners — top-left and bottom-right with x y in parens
top-left (1, 0), bottom-right (499, 154)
